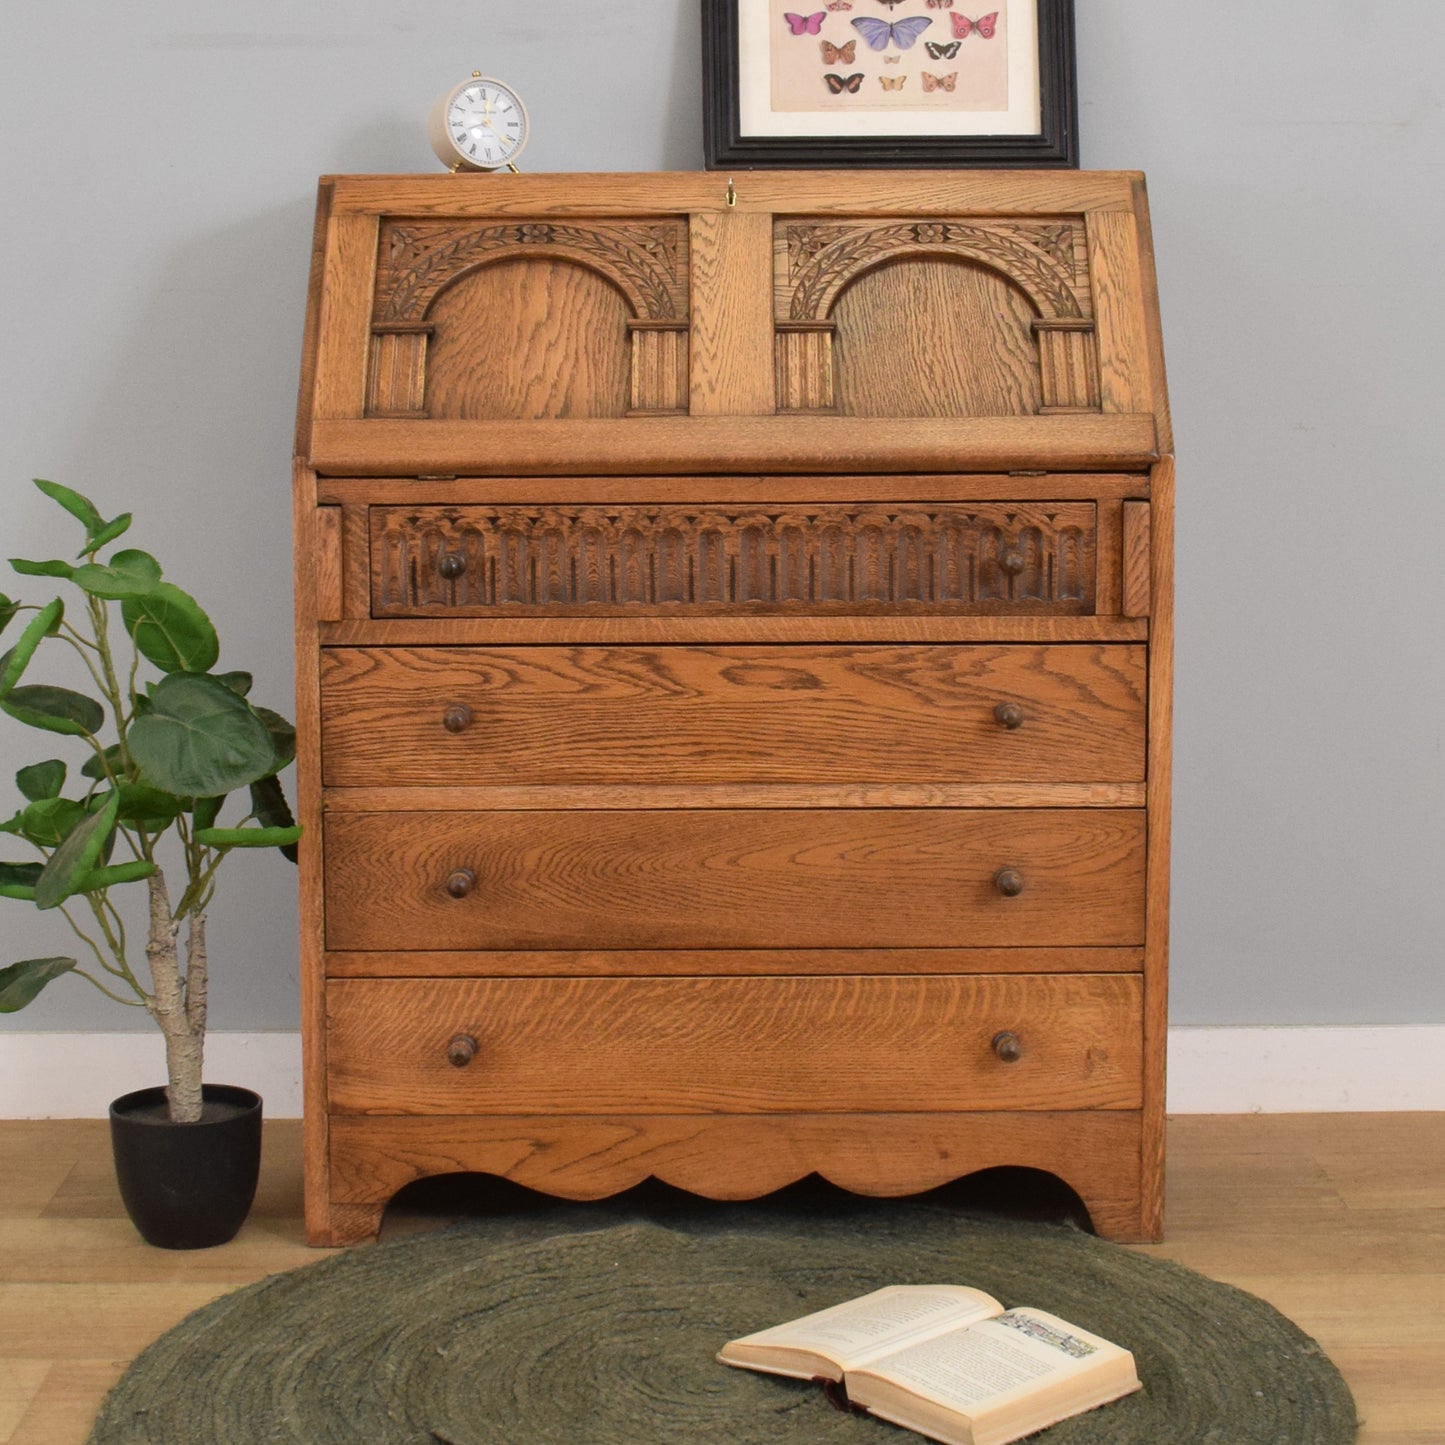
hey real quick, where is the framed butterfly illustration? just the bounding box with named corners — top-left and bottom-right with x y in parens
top-left (702, 0), bottom-right (1078, 169)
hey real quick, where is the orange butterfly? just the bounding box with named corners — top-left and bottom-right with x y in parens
top-left (821, 39), bottom-right (857, 63)
top-left (878, 73), bottom-right (908, 89)
top-left (921, 70), bottom-right (957, 91)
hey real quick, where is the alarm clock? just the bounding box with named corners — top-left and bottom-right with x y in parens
top-left (428, 72), bottom-right (529, 173)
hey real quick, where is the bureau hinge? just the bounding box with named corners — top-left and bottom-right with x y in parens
top-left (1008, 470), bottom-right (1048, 477)
top-left (414, 474), bottom-right (458, 481)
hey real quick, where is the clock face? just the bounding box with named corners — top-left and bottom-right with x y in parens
top-left (439, 77), bottom-right (528, 170)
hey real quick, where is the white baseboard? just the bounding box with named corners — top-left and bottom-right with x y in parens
top-left (2, 1027), bottom-right (1442, 1119)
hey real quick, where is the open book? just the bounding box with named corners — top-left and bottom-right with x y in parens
top-left (718, 1285), bottom-right (1140, 1445)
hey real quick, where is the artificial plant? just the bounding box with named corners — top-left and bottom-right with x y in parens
top-left (0, 479), bottom-right (300, 1121)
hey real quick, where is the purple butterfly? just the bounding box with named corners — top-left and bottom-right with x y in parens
top-left (784, 11), bottom-right (827, 34)
top-left (851, 14), bottom-right (933, 49)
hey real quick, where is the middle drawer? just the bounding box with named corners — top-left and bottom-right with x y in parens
top-left (320, 643), bottom-right (1145, 786)
top-left (324, 808), bottom-right (1146, 951)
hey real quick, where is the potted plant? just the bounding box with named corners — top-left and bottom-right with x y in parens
top-left (0, 479), bottom-right (300, 1248)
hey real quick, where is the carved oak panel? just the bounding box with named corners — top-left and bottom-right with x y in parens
top-left (369, 502), bottom-right (1097, 615)
top-left (774, 218), bottom-right (1100, 416)
top-left (366, 219), bottom-right (690, 418)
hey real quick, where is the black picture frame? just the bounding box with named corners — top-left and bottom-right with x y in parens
top-left (702, 0), bottom-right (1077, 169)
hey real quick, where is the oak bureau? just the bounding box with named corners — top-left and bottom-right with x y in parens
top-left (292, 170), bottom-right (1173, 1246)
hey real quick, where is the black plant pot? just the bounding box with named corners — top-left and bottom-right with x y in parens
top-left (109, 1083), bottom-right (262, 1249)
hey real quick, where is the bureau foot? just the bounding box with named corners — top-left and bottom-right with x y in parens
top-left (310, 1201), bottom-right (386, 1248)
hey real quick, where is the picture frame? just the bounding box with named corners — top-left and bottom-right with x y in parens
top-left (702, 0), bottom-right (1077, 169)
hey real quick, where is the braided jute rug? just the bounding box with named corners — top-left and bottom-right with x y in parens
top-left (89, 1192), bottom-right (1356, 1445)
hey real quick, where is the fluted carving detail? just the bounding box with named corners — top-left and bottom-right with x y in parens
top-left (370, 503), bottom-right (1096, 615)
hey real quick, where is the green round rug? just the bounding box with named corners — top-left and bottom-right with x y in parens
top-left (89, 1200), bottom-right (1356, 1445)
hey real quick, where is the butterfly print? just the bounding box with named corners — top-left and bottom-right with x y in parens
top-left (921, 70), bottom-right (957, 91)
top-left (925, 40), bottom-right (961, 57)
top-left (883, 53), bottom-right (901, 62)
top-left (851, 15), bottom-right (933, 50)
top-left (951, 11), bottom-right (998, 37)
top-left (926, 0), bottom-right (954, 7)
top-left (821, 39), bottom-right (857, 63)
top-left (878, 73), bottom-right (908, 89)
top-left (873, 0), bottom-right (908, 8)
top-left (823, 71), bottom-right (865, 93)
top-left (784, 11), bottom-right (826, 35)
top-left (825, 0), bottom-right (853, 8)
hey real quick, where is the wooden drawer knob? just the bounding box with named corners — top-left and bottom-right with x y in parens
top-left (992, 1031), bottom-right (1024, 1063)
top-left (442, 704), bottom-right (474, 734)
top-left (994, 867), bottom-right (1025, 897)
top-left (1000, 550), bottom-right (1026, 576)
top-left (437, 552), bottom-right (468, 580)
top-left (446, 1033), bottom-right (478, 1068)
top-left (445, 868), bottom-right (477, 899)
top-left (994, 702), bottom-right (1024, 730)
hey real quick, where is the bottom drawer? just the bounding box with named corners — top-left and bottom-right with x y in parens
top-left (326, 974), bottom-right (1142, 1116)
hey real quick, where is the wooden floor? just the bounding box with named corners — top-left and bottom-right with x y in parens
top-left (0, 1114), bottom-right (1440, 1443)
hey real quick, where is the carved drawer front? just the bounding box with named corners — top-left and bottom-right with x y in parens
top-left (369, 502), bottom-right (1097, 616)
top-left (323, 809), bottom-right (1145, 952)
top-left (320, 643), bottom-right (1145, 787)
top-left (367, 217), bottom-right (690, 420)
top-left (325, 974), bottom-right (1143, 1116)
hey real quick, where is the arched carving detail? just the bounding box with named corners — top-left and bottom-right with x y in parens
top-left (780, 219), bottom-right (1089, 323)
top-left (367, 218), bottom-right (690, 417)
top-left (374, 219), bottom-right (689, 323)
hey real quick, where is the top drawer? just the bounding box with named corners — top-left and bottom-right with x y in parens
top-left (371, 501), bottom-right (1097, 616)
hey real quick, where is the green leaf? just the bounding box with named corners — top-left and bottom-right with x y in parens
top-left (0, 598), bottom-right (64, 694)
top-left (251, 705), bottom-right (296, 771)
top-left (249, 774), bottom-right (299, 863)
top-left (1, 684), bottom-right (105, 737)
top-left (8, 558), bottom-right (75, 580)
top-left (16, 760), bottom-right (66, 802)
top-left (192, 795), bottom-right (224, 831)
top-left (35, 790), bottom-right (119, 909)
top-left (0, 812), bottom-right (23, 836)
top-left (116, 783), bottom-right (185, 829)
top-left (121, 582), bottom-right (219, 673)
top-left (18, 797), bottom-right (86, 847)
top-left (33, 479), bottom-right (103, 533)
top-left (70, 549), bottom-right (163, 600)
top-left (78, 513), bottom-right (133, 558)
top-left (0, 957), bottom-right (77, 1011)
top-left (77, 860), bottom-right (157, 890)
top-left (195, 824), bottom-right (304, 849)
top-left (128, 673), bottom-right (276, 796)
top-left (0, 861), bottom-right (42, 900)
top-left (0, 595), bottom-right (19, 636)
top-left (81, 743), bottom-right (125, 782)
top-left (215, 671), bottom-right (253, 697)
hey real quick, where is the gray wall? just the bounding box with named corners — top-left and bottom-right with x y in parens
top-left (2, 1), bottom-right (1441, 1034)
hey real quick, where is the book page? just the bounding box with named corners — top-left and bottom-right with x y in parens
top-left (860, 1308), bottom-right (1124, 1408)
top-left (728, 1286), bottom-right (1002, 1372)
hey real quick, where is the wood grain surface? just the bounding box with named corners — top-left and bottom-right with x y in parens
top-left (421, 259), bottom-right (631, 420)
top-left (324, 973), bottom-right (1143, 1116)
top-left (323, 945), bottom-right (1145, 978)
top-left (323, 808), bottom-right (1146, 951)
top-left (832, 259), bottom-right (1043, 418)
top-left (319, 643), bottom-right (1145, 787)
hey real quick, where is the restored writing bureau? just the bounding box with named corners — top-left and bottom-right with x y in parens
top-left (293, 171), bottom-right (1172, 1246)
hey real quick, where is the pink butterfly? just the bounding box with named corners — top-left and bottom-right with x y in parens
top-left (784, 11), bottom-right (827, 34)
top-left (951, 11), bottom-right (998, 37)
top-left (825, 1), bottom-right (853, 9)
